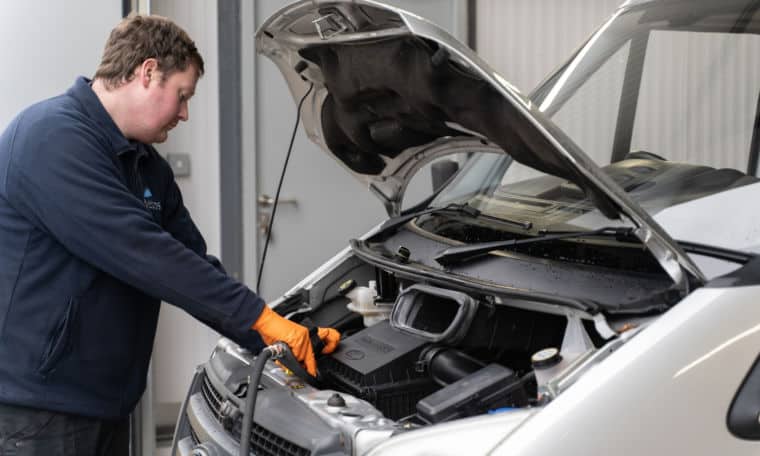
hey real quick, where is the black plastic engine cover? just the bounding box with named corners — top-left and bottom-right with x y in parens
top-left (318, 320), bottom-right (436, 419)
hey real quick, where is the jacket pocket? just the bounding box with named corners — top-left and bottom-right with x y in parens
top-left (37, 297), bottom-right (78, 377)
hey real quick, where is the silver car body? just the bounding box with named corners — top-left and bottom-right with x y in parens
top-left (369, 285), bottom-right (760, 455)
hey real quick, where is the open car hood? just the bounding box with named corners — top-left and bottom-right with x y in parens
top-left (256, 0), bottom-right (707, 291)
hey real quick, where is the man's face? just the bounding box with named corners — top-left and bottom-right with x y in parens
top-left (138, 65), bottom-right (198, 144)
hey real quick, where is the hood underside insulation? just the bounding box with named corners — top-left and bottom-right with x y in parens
top-left (299, 36), bottom-right (621, 217)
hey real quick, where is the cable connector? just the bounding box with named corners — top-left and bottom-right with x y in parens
top-left (264, 342), bottom-right (289, 360)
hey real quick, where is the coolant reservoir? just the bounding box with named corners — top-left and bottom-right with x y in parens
top-left (531, 347), bottom-right (570, 399)
top-left (531, 316), bottom-right (596, 400)
top-left (339, 279), bottom-right (391, 326)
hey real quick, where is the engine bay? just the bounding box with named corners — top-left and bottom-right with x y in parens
top-left (183, 223), bottom-right (682, 456)
top-left (185, 220), bottom-right (681, 456)
top-left (185, 157), bottom-right (760, 455)
top-left (280, 249), bottom-right (628, 427)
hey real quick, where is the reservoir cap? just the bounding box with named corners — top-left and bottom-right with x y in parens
top-left (531, 347), bottom-right (562, 369)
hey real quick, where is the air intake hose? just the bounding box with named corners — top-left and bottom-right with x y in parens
top-left (421, 346), bottom-right (486, 386)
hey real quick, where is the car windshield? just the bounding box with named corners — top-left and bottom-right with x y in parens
top-left (426, 0), bottom-right (760, 242)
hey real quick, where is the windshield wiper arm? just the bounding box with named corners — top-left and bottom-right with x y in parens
top-left (675, 240), bottom-right (754, 265)
top-left (435, 226), bottom-right (636, 266)
top-left (378, 202), bottom-right (532, 234)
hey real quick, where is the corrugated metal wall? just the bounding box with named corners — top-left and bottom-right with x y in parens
top-left (476, 0), bottom-right (621, 94)
top-left (476, 0), bottom-right (622, 166)
top-left (631, 31), bottom-right (760, 171)
top-left (477, 1), bottom-right (760, 172)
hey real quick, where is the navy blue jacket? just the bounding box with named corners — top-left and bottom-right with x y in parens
top-left (0, 77), bottom-right (265, 419)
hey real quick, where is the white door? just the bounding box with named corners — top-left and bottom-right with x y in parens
top-left (244, 1), bottom-right (468, 299)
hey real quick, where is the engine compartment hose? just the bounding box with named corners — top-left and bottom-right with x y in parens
top-left (423, 347), bottom-right (486, 386)
top-left (239, 342), bottom-right (286, 456)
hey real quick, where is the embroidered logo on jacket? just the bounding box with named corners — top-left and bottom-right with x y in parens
top-left (142, 187), bottom-right (162, 211)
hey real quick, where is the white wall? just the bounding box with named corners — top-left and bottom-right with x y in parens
top-left (0, 2), bottom-right (120, 128)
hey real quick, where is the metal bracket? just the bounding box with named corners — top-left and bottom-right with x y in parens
top-left (312, 13), bottom-right (348, 40)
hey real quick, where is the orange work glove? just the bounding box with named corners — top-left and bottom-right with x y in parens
top-left (251, 305), bottom-right (341, 376)
top-left (317, 327), bottom-right (340, 354)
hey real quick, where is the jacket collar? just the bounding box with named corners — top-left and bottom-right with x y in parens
top-left (66, 77), bottom-right (137, 156)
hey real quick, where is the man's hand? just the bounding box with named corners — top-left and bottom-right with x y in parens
top-left (251, 305), bottom-right (340, 376)
top-left (317, 327), bottom-right (340, 354)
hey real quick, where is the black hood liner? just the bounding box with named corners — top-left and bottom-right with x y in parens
top-left (299, 36), bottom-right (620, 217)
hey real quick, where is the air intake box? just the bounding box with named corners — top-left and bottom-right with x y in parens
top-left (318, 320), bottom-right (436, 419)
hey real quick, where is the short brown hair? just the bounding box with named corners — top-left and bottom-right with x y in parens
top-left (94, 14), bottom-right (204, 89)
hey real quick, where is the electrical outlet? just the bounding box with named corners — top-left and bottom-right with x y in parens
top-left (166, 153), bottom-right (191, 177)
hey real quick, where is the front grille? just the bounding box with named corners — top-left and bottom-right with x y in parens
top-left (199, 372), bottom-right (309, 456)
top-left (200, 375), bottom-right (224, 420)
top-left (234, 422), bottom-right (309, 456)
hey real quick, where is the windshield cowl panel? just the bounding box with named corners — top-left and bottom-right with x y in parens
top-left (358, 225), bottom-right (677, 315)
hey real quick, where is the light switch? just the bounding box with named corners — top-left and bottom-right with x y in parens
top-left (167, 153), bottom-right (191, 177)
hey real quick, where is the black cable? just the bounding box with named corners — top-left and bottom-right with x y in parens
top-left (256, 83), bottom-right (314, 293)
top-left (238, 344), bottom-right (282, 456)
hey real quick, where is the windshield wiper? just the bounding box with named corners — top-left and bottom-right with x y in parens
top-left (377, 202), bottom-right (532, 234)
top-left (434, 226), bottom-right (637, 266)
top-left (675, 240), bottom-right (754, 265)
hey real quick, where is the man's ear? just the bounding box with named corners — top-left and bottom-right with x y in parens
top-left (137, 58), bottom-right (160, 88)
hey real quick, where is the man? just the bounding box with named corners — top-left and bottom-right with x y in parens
top-left (0, 14), bottom-right (339, 455)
